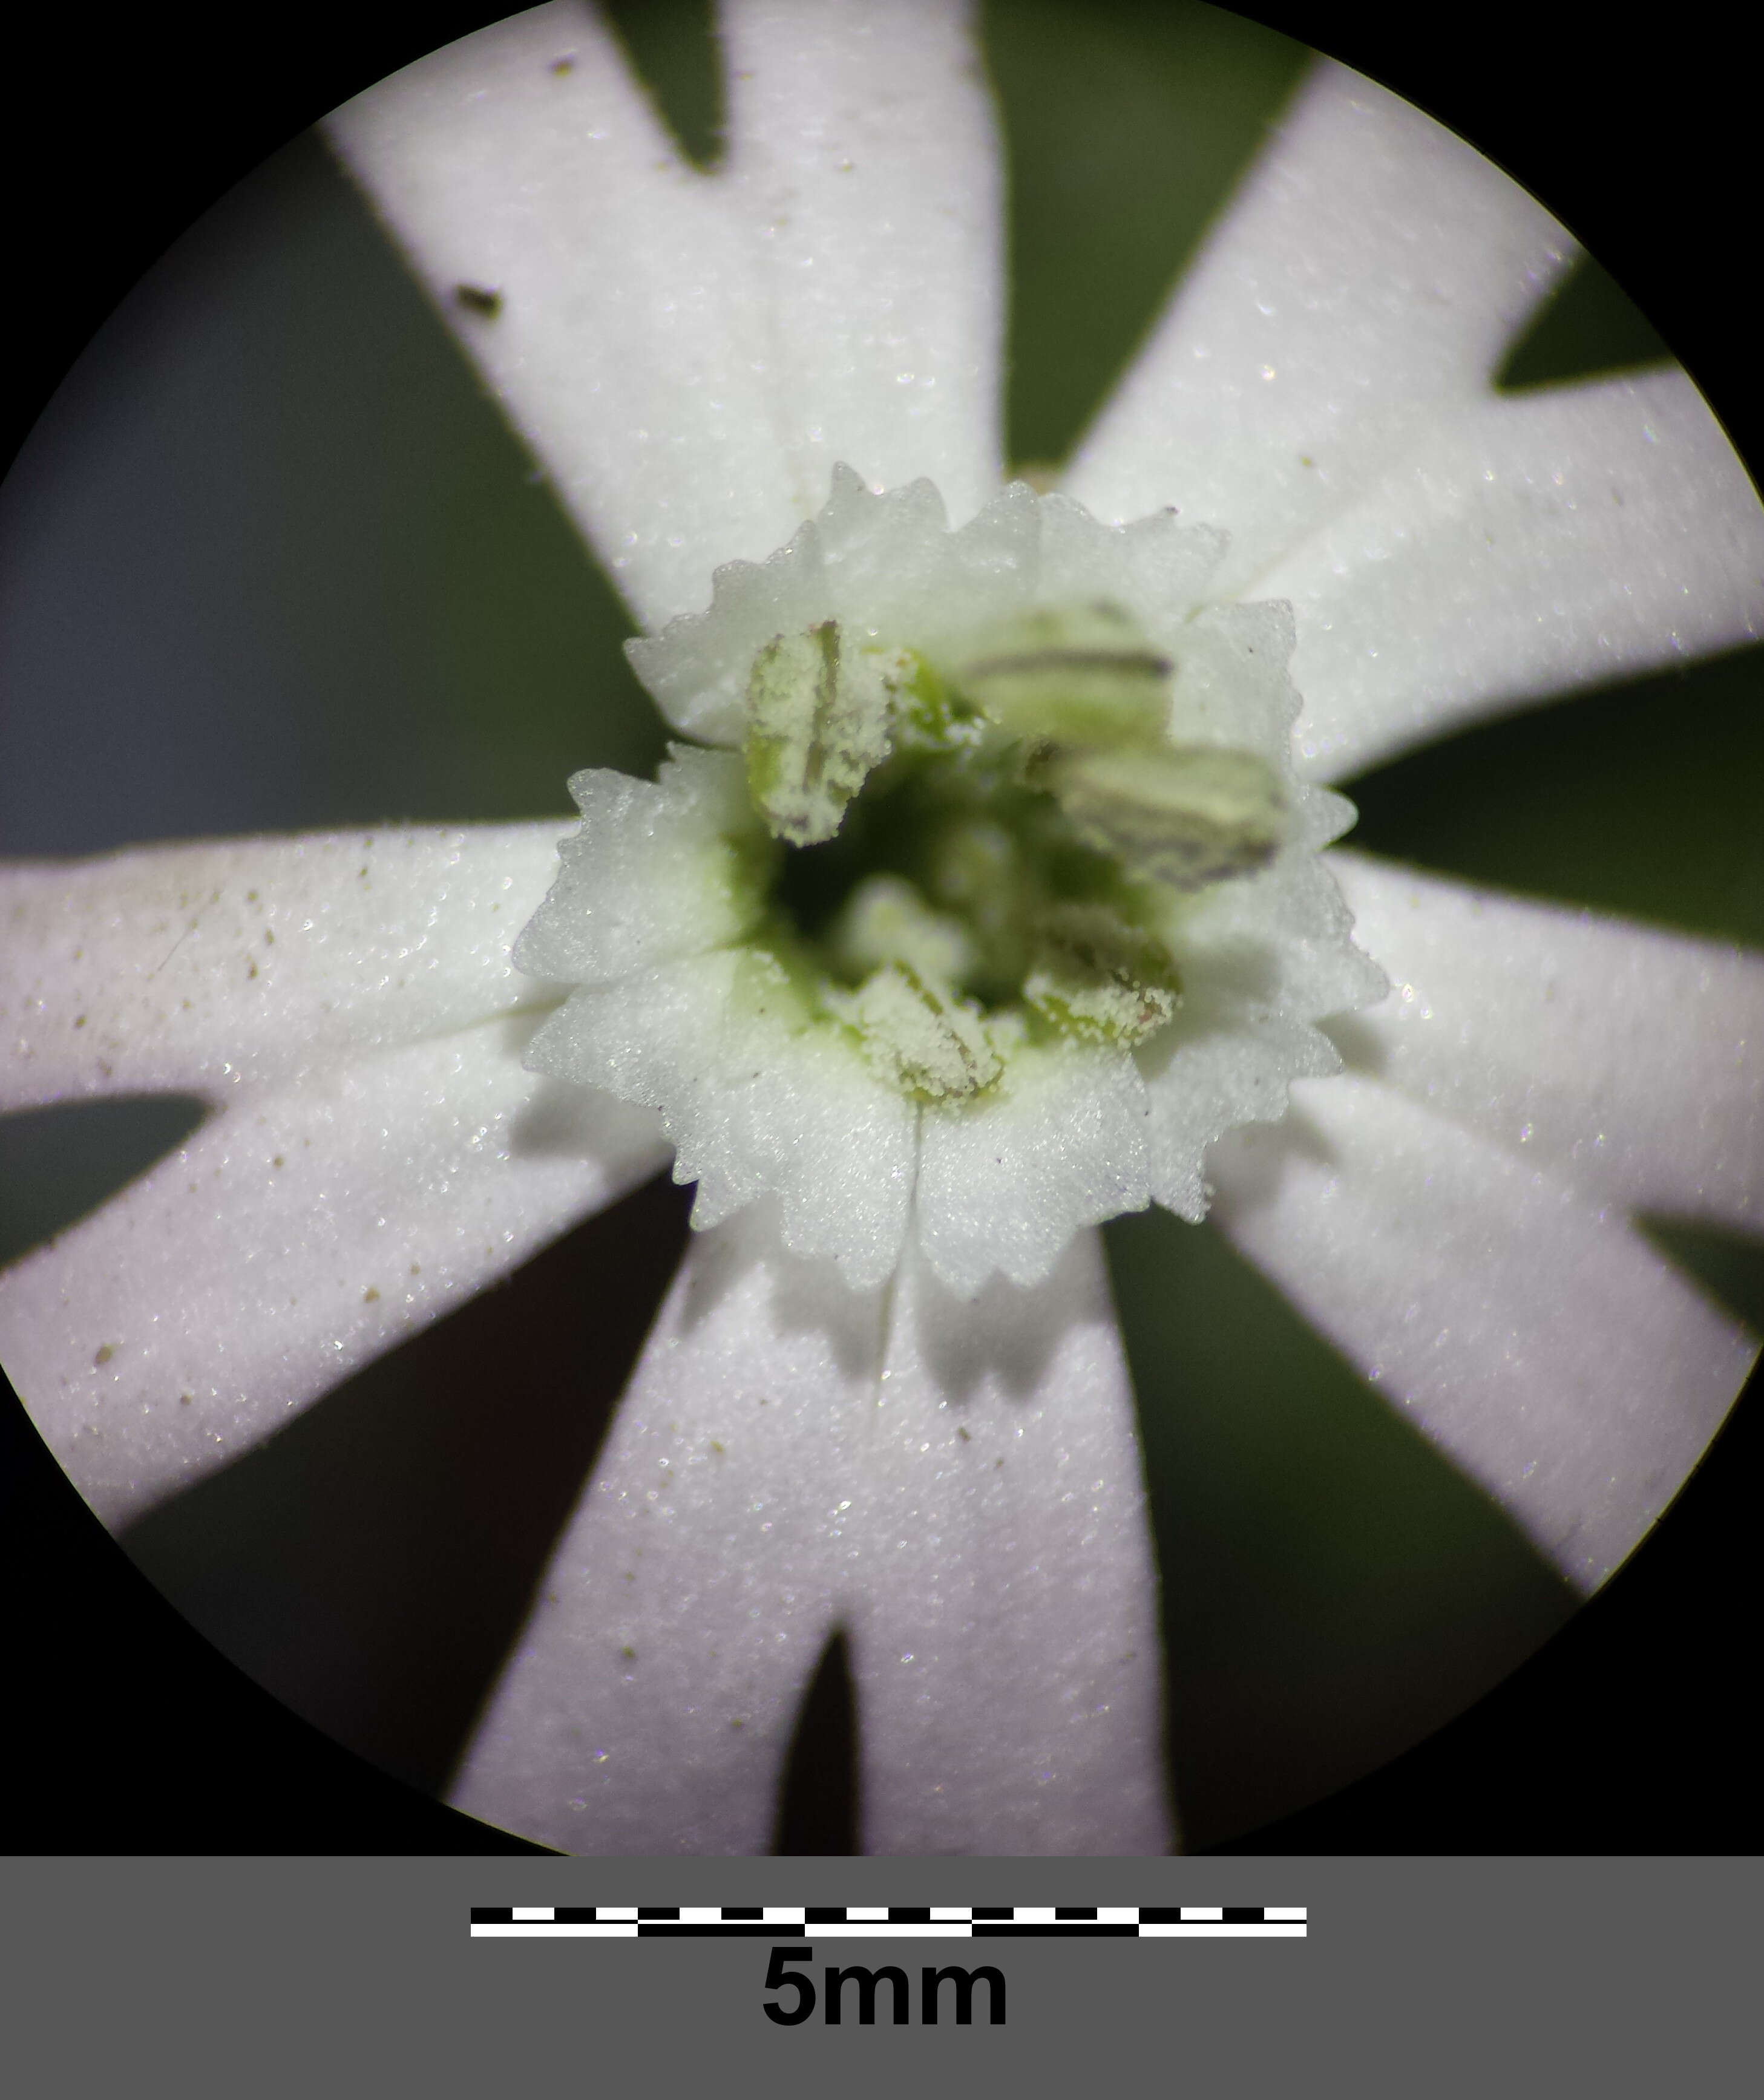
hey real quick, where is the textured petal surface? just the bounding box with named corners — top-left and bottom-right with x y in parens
top-left (451, 1201), bottom-right (886, 1853)
top-left (629, 469), bottom-right (1232, 747)
top-left (718, 0), bottom-right (1003, 527)
top-left (1326, 851), bottom-right (1764, 1232)
top-left (1276, 372), bottom-right (1764, 782)
top-left (1062, 60), bottom-right (1573, 587)
top-left (852, 1229), bottom-right (1170, 1854)
top-left (451, 1203), bottom-right (1169, 1854)
top-left (327, 2), bottom-right (790, 630)
top-left (916, 1041), bottom-right (1150, 1294)
top-left (1, 826), bottom-right (564, 1110)
top-left (327, 0), bottom-right (1003, 632)
top-left (1208, 1075), bottom-right (1758, 1592)
top-left (0, 1020), bottom-right (666, 1526)
top-left (1134, 812), bottom-right (1386, 1218)
top-left (1139, 1000), bottom-right (1340, 1221)
top-left (512, 749), bottom-right (764, 984)
top-left (527, 952), bottom-right (918, 1285)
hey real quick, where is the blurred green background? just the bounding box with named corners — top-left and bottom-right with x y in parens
top-left (0, 0), bottom-right (1758, 1847)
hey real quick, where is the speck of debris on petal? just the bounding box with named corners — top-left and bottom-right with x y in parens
top-left (453, 283), bottom-right (503, 318)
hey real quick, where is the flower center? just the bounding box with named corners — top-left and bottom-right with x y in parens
top-left (736, 601), bottom-right (1288, 1101)
top-left (517, 470), bottom-right (1385, 1291)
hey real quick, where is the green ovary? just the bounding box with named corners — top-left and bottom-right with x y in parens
top-left (733, 606), bottom-right (1288, 1103)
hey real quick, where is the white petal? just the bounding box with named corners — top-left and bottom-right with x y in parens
top-left (1164, 597), bottom-right (1300, 758)
top-left (1208, 1073), bottom-right (1758, 1592)
top-left (326, 2), bottom-right (798, 630)
top-left (1327, 850), bottom-right (1764, 1232)
top-left (327, 1), bottom-right (1006, 633)
top-left (1, 826), bottom-right (564, 1110)
top-left (511, 749), bottom-right (762, 984)
top-left (527, 952), bottom-right (917, 1285)
top-left (0, 1019), bottom-right (666, 1528)
top-left (451, 1205), bottom-right (1169, 1855)
top-left (916, 1039), bottom-right (1150, 1294)
top-left (720, 0), bottom-right (1003, 526)
top-left (1063, 60), bottom-right (1572, 587)
top-left (450, 1200), bottom-right (887, 1853)
top-left (853, 1230), bottom-right (1171, 1854)
top-left (1273, 371), bottom-right (1764, 782)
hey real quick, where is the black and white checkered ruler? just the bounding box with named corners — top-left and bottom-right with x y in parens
top-left (470, 1905), bottom-right (1306, 1939)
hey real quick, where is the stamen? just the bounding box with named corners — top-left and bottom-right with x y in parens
top-left (738, 600), bottom-right (1274, 1086)
top-left (957, 601), bottom-right (1172, 748)
top-left (1024, 903), bottom-right (1181, 1048)
top-left (744, 620), bottom-right (901, 845)
top-left (829, 962), bottom-right (1002, 1101)
top-left (1044, 741), bottom-right (1288, 891)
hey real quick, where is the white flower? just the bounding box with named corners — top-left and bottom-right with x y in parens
top-left (2, 0), bottom-right (1761, 1853)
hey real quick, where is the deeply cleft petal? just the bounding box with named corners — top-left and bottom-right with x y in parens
top-left (1064, 60), bottom-right (1574, 585)
top-left (452, 1201), bottom-right (884, 1854)
top-left (1063, 56), bottom-right (1764, 778)
top-left (1276, 371), bottom-right (1764, 782)
top-left (0, 1021), bottom-right (666, 1527)
top-left (327, 0), bottom-right (1005, 631)
top-left (327, 1), bottom-right (793, 629)
top-left (451, 1203), bottom-right (1170, 1854)
top-left (1208, 1074), bottom-right (1759, 1592)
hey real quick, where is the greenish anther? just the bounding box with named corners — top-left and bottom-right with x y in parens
top-left (1045, 741), bottom-right (1287, 891)
top-left (1024, 901), bottom-right (1181, 1048)
top-left (957, 600), bottom-right (1173, 749)
top-left (744, 620), bottom-right (899, 845)
top-left (828, 961), bottom-right (1002, 1101)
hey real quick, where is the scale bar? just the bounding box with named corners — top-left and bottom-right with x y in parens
top-left (470, 1904), bottom-right (1306, 1940)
